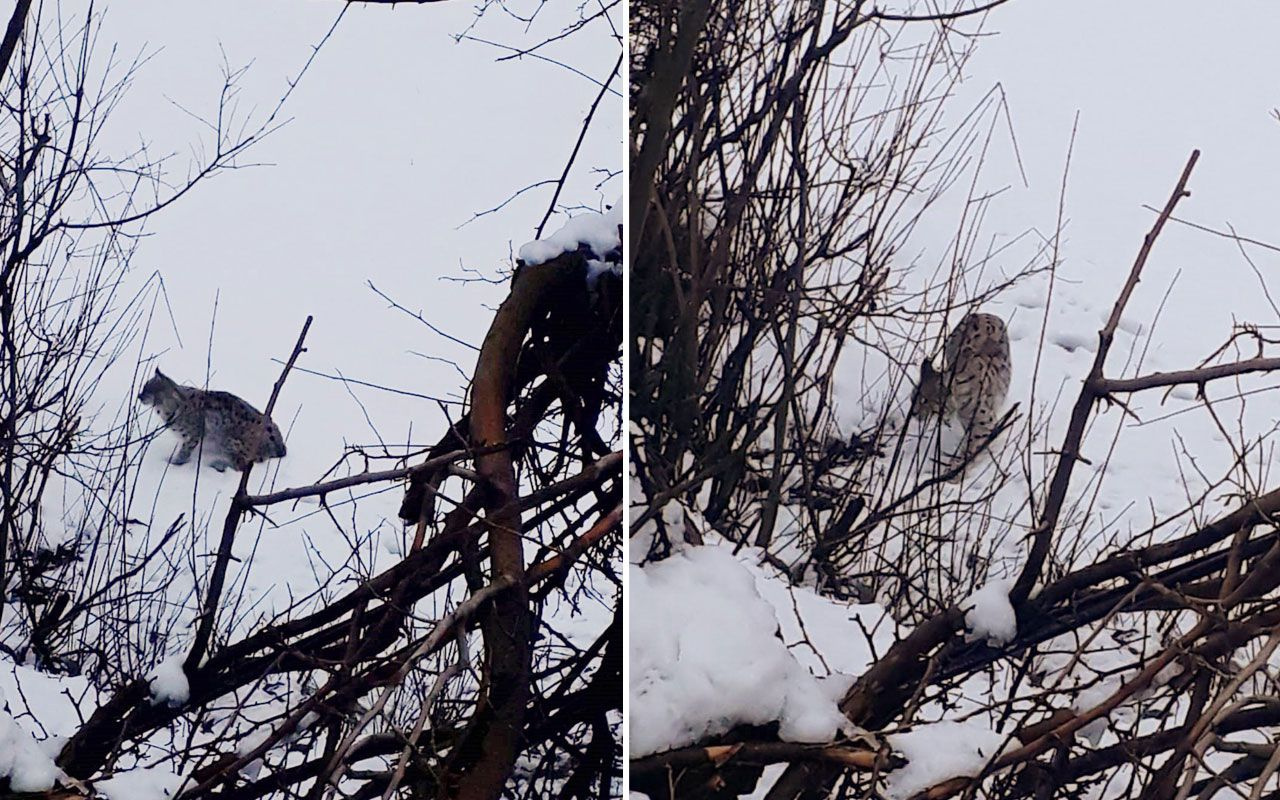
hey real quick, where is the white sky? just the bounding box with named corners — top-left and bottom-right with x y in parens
top-left (88, 0), bottom-right (621, 455)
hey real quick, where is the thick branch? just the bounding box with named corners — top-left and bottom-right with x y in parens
top-left (441, 256), bottom-right (583, 799)
top-left (632, 740), bottom-right (898, 780)
top-left (0, 0), bottom-right (31, 88)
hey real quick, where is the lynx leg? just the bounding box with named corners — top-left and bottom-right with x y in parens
top-left (169, 437), bottom-right (198, 466)
top-left (224, 440), bottom-right (254, 472)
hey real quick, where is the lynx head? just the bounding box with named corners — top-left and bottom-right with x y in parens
top-left (912, 358), bottom-right (946, 418)
top-left (137, 368), bottom-right (178, 408)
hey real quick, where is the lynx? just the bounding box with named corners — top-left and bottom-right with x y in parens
top-left (137, 369), bottom-right (287, 472)
top-left (913, 312), bottom-right (1011, 462)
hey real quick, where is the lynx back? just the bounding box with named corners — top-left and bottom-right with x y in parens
top-left (912, 312), bottom-right (1011, 461)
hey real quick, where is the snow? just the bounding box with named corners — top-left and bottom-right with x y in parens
top-left (0, 709), bottom-right (62, 792)
top-left (883, 720), bottom-right (1007, 800)
top-left (962, 577), bottom-right (1017, 645)
top-left (746, 557), bottom-right (892, 677)
top-left (0, 656), bottom-right (96, 791)
top-left (147, 655), bottom-right (191, 707)
top-left (629, 536), bottom-right (892, 759)
top-left (95, 766), bottom-right (185, 800)
top-left (517, 202), bottom-right (622, 267)
top-left (629, 545), bottom-right (858, 757)
top-left (0, 658), bottom-right (94, 739)
top-left (740, 765), bottom-right (789, 800)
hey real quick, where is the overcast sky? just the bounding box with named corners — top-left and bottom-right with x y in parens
top-left (88, 0), bottom-right (621, 460)
top-left (939, 1), bottom-right (1280, 346)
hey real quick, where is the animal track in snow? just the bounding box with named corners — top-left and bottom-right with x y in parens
top-left (1049, 330), bottom-right (1096, 354)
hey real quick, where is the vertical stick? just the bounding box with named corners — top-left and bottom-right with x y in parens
top-left (185, 316), bottom-right (312, 672)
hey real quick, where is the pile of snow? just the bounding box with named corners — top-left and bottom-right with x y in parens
top-left (147, 655), bottom-right (190, 707)
top-left (742, 556), bottom-right (892, 677)
top-left (0, 658), bottom-right (94, 737)
top-left (0, 656), bottom-right (100, 792)
top-left (883, 720), bottom-right (1006, 799)
top-left (95, 766), bottom-right (185, 800)
top-left (962, 577), bottom-right (1017, 645)
top-left (517, 203), bottom-right (622, 286)
top-left (630, 545), bottom-right (856, 757)
top-left (0, 708), bottom-right (61, 791)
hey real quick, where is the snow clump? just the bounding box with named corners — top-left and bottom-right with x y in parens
top-left (962, 577), bottom-right (1017, 645)
top-left (147, 654), bottom-right (191, 707)
top-left (518, 202), bottom-right (622, 288)
top-left (0, 708), bottom-right (62, 791)
top-left (883, 719), bottom-right (1006, 799)
top-left (629, 545), bottom-right (850, 757)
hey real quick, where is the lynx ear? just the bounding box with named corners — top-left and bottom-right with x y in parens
top-left (919, 359), bottom-right (936, 378)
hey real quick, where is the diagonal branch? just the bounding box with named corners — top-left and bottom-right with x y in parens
top-left (1011, 149), bottom-right (1200, 605)
top-left (0, 0), bottom-right (31, 89)
top-left (186, 315), bottom-right (313, 672)
top-left (243, 448), bottom-right (468, 507)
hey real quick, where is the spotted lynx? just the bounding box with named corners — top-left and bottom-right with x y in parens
top-left (138, 369), bottom-right (287, 472)
top-left (913, 312), bottom-right (1011, 462)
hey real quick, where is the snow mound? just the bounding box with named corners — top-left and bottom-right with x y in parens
top-left (0, 658), bottom-right (91, 792)
top-left (629, 546), bottom-right (850, 757)
top-left (733, 545), bottom-right (891, 678)
top-left (962, 577), bottom-right (1017, 645)
top-left (518, 203), bottom-right (621, 268)
top-left (0, 709), bottom-right (61, 792)
top-left (884, 720), bottom-right (1006, 799)
top-left (1, 657), bottom-right (94, 739)
top-left (147, 654), bottom-right (190, 707)
top-left (95, 766), bottom-right (185, 800)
